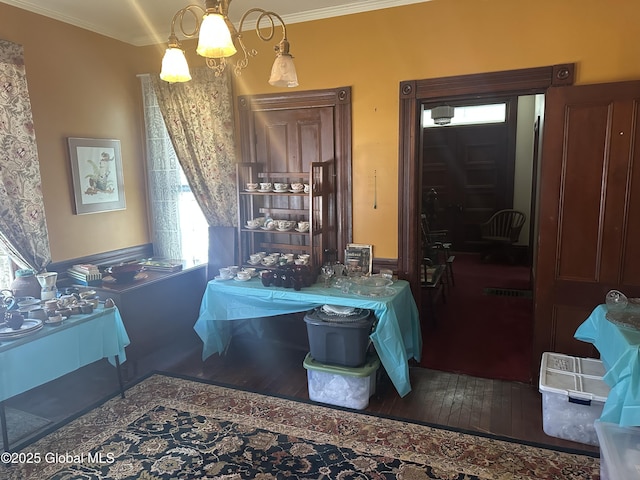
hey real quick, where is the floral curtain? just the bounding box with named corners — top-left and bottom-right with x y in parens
top-left (151, 67), bottom-right (237, 227)
top-left (140, 74), bottom-right (183, 259)
top-left (0, 39), bottom-right (51, 272)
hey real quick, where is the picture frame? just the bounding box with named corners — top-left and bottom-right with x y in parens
top-left (68, 137), bottom-right (126, 214)
top-left (345, 243), bottom-right (373, 275)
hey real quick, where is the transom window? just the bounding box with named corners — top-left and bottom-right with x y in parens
top-left (422, 103), bottom-right (507, 128)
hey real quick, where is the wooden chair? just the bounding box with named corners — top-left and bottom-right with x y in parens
top-left (480, 209), bottom-right (526, 263)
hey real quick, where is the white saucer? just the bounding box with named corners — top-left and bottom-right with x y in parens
top-left (45, 316), bottom-right (66, 325)
top-left (261, 226), bottom-right (276, 231)
top-left (276, 227), bottom-right (292, 232)
top-left (247, 260), bottom-right (261, 266)
top-left (257, 188), bottom-right (272, 193)
top-left (289, 189), bottom-right (305, 193)
top-left (245, 188), bottom-right (258, 192)
top-left (295, 227), bottom-right (309, 233)
top-left (274, 189), bottom-right (289, 194)
top-left (214, 275), bottom-right (233, 281)
top-left (246, 225), bottom-right (260, 230)
top-left (234, 276), bottom-right (251, 282)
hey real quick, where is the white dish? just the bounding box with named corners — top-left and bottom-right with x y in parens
top-left (295, 227), bottom-right (309, 233)
top-left (276, 227), bottom-right (292, 232)
top-left (234, 276), bottom-right (252, 282)
top-left (245, 188), bottom-right (258, 192)
top-left (0, 319), bottom-right (44, 337)
top-left (289, 188), bottom-right (305, 193)
top-left (245, 225), bottom-right (260, 230)
top-left (247, 259), bottom-right (262, 265)
top-left (261, 226), bottom-right (276, 231)
top-left (274, 189), bottom-right (289, 193)
top-left (45, 316), bottom-right (66, 325)
top-left (257, 188), bottom-right (272, 193)
top-left (214, 275), bottom-right (233, 281)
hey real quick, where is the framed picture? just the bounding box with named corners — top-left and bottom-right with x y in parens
top-left (68, 137), bottom-right (126, 214)
top-left (345, 243), bottom-right (373, 275)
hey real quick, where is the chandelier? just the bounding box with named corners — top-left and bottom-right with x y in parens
top-left (160, 0), bottom-right (299, 87)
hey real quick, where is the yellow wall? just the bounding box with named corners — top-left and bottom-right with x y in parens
top-left (0, 3), bottom-right (155, 262)
top-left (2, 0), bottom-right (640, 262)
top-left (225, 0), bottom-right (640, 257)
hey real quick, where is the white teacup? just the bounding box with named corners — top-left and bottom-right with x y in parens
top-left (274, 183), bottom-right (289, 191)
top-left (297, 221), bottom-right (310, 231)
top-left (276, 220), bottom-right (293, 230)
top-left (243, 267), bottom-right (256, 276)
top-left (236, 271), bottom-right (251, 281)
top-left (228, 265), bottom-right (240, 275)
top-left (291, 182), bottom-right (304, 192)
top-left (249, 254), bottom-right (262, 264)
top-left (261, 257), bottom-right (276, 266)
top-left (219, 267), bottom-right (233, 279)
top-left (259, 182), bottom-right (272, 191)
top-left (303, 183), bottom-right (310, 193)
top-left (246, 182), bottom-right (258, 191)
top-left (246, 219), bottom-right (260, 229)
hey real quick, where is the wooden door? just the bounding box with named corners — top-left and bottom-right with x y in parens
top-left (421, 122), bottom-right (515, 250)
top-left (534, 80), bottom-right (640, 367)
top-left (253, 108), bottom-right (335, 174)
top-left (237, 87), bottom-right (353, 261)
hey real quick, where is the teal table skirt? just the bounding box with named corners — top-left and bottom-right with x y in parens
top-left (193, 279), bottom-right (422, 397)
top-left (0, 306), bottom-right (130, 403)
top-left (575, 304), bottom-right (640, 426)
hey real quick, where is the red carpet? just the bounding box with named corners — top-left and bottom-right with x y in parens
top-left (420, 253), bottom-right (533, 383)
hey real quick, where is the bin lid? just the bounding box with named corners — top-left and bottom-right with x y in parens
top-left (303, 352), bottom-right (380, 376)
top-left (305, 305), bottom-right (373, 325)
top-left (539, 352), bottom-right (609, 403)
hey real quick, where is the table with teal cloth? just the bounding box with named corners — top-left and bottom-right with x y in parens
top-left (574, 304), bottom-right (640, 426)
top-left (0, 305), bottom-right (130, 403)
top-left (193, 279), bottom-right (422, 397)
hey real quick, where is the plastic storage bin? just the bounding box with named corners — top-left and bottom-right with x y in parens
top-left (303, 351), bottom-right (380, 410)
top-left (594, 420), bottom-right (640, 480)
top-left (304, 306), bottom-right (375, 367)
top-left (539, 352), bottom-right (610, 446)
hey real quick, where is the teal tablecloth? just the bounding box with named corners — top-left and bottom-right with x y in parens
top-left (575, 304), bottom-right (640, 426)
top-left (193, 279), bottom-right (422, 397)
top-left (0, 306), bottom-right (130, 402)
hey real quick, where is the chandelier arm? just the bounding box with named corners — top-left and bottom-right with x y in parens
top-left (237, 8), bottom-right (288, 43)
top-left (232, 8), bottom-right (289, 75)
top-left (173, 4), bottom-right (206, 39)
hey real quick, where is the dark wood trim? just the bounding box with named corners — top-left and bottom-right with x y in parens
top-left (372, 257), bottom-right (398, 274)
top-left (238, 87), bottom-right (353, 259)
top-left (398, 64), bottom-right (575, 327)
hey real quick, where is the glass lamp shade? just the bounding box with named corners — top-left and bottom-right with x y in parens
top-left (268, 54), bottom-right (299, 88)
top-left (196, 13), bottom-right (237, 58)
top-left (160, 47), bottom-right (192, 83)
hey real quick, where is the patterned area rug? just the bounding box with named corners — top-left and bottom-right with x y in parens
top-left (3, 373), bottom-right (600, 479)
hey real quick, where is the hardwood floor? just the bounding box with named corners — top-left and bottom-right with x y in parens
top-left (5, 317), bottom-right (599, 456)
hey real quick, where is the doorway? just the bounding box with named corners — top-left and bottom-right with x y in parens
top-left (397, 64), bottom-right (575, 382)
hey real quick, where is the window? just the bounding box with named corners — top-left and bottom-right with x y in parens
top-left (177, 169), bottom-right (209, 265)
top-left (0, 245), bottom-right (14, 290)
top-left (423, 103), bottom-right (507, 128)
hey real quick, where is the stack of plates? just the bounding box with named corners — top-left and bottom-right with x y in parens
top-left (0, 319), bottom-right (44, 339)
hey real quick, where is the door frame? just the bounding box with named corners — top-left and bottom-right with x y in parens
top-left (397, 64), bottom-right (575, 373)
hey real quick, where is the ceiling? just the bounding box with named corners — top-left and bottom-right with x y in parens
top-left (0, 0), bottom-right (429, 47)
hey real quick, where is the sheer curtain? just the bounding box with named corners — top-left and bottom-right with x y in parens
top-left (151, 67), bottom-right (237, 228)
top-left (140, 74), bottom-right (184, 260)
top-left (0, 39), bottom-right (51, 272)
